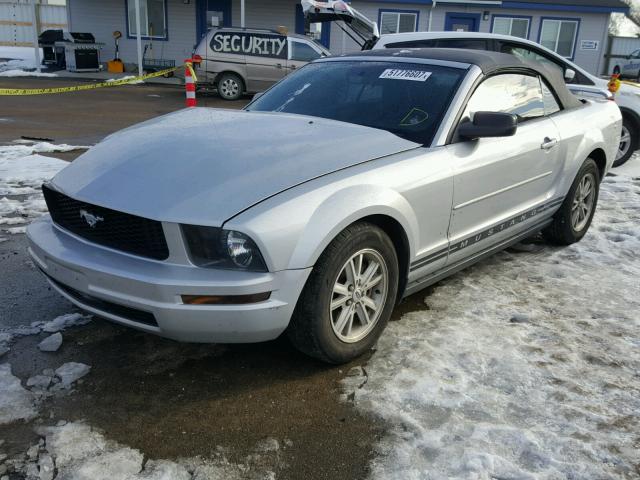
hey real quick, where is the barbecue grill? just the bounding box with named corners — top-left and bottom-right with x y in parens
top-left (38, 30), bottom-right (104, 72)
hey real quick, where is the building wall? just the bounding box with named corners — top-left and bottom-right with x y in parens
top-left (230, 0), bottom-right (298, 33)
top-left (67, 0), bottom-right (611, 75)
top-left (67, 0), bottom-right (197, 68)
top-left (329, 2), bottom-right (611, 75)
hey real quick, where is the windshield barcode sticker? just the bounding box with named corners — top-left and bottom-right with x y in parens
top-left (379, 69), bottom-right (432, 82)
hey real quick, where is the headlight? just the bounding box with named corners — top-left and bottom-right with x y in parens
top-left (181, 225), bottom-right (267, 272)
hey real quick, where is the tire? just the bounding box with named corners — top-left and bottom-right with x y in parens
top-left (614, 116), bottom-right (638, 168)
top-left (216, 72), bottom-right (243, 101)
top-left (287, 222), bottom-right (399, 364)
top-left (613, 65), bottom-right (621, 75)
top-left (543, 158), bottom-right (600, 245)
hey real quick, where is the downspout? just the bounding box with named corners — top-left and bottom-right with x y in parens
top-left (428, 0), bottom-right (436, 32)
top-left (241, 0), bottom-right (245, 28)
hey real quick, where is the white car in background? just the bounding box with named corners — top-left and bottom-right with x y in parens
top-left (614, 48), bottom-right (640, 81)
top-left (303, 0), bottom-right (639, 167)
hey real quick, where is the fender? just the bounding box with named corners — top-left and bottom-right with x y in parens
top-left (225, 182), bottom-right (421, 273)
top-left (287, 185), bottom-right (419, 270)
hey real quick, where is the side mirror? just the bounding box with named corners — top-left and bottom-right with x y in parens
top-left (458, 112), bottom-right (518, 140)
top-left (253, 92), bottom-right (264, 101)
top-left (564, 68), bottom-right (576, 81)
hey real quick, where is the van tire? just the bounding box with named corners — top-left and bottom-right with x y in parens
top-left (217, 72), bottom-right (244, 101)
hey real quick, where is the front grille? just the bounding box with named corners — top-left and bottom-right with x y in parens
top-left (44, 271), bottom-right (158, 327)
top-left (42, 185), bottom-right (169, 261)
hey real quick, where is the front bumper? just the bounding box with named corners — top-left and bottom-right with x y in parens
top-left (27, 216), bottom-right (311, 343)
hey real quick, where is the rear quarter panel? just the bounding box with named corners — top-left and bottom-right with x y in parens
top-left (549, 100), bottom-right (621, 193)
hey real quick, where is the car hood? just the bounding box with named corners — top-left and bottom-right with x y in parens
top-left (50, 108), bottom-right (420, 226)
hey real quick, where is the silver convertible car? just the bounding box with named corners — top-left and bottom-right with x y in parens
top-left (28, 49), bottom-right (621, 363)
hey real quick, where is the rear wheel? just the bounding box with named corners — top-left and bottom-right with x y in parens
top-left (614, 116), bottom-right (638, 167)
top-left (543, 158), bottom-right (599, 245)
top-left (288, 222), bottom-right (399, 364)
top-left (217, 72), bottom-right (243, 101)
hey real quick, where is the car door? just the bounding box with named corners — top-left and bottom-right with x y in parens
top-left (244, 33), bottom-right (288, 92)
top-left (445, 73), bottom-right (563, 265)
top-left (287, 38), bottom-right (324, 73)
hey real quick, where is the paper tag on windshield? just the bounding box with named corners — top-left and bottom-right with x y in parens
top-left (379, 69), bottom-right (432, 82)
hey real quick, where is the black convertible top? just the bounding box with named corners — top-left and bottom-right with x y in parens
top-left (331, 48), bottom-right (583, 110)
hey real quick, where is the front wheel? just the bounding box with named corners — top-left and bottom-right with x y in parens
top-left (614, 117), bottom-right (638, 167)
top-left (543, 158), bottom-right (600, 245)
top-left (288, 222), bottom-right (399, 364)
top-left (216, 72), bottom-right (243, 101)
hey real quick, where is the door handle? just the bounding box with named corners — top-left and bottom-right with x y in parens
top-left (540, 137), bottom-right (558, 151)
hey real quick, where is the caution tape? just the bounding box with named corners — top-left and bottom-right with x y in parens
top-left (0, 65), bottom-right (180, 96)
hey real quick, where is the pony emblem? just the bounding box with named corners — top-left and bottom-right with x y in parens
top-left (79, 209), bottom-right (104, 228)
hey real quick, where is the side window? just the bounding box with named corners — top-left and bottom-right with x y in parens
top-left (541, 79), bottom-right (561, 116)
top-left (500, 43), bottom-right (564, 77)
top-left (499, 42), bottom-right (593, 85)
top-left (290, 41), bottom-right (321, 62)
top-left (386, 39), bottom-right (437, 48)
top-left (436, 39), bottom-right (489, 50)
top-left (463, 74), bottom-right (545, 123)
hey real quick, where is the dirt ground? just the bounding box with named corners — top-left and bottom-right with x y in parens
top-left (0, 76), bottom-right (429, 479)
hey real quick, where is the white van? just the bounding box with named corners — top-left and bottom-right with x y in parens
top-left (194, 27), bottom-right (330, 100)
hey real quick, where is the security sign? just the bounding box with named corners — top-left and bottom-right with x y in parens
top-left (210, 32), bottom-right (287, 59)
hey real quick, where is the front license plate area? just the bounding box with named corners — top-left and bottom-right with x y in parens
top-left (46, 258), bottom-right (88, 291)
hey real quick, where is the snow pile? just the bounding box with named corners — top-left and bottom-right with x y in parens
top-left (0, 46), bottom-right (55, 76)
top-left (38, 332), bottom-right (63, 352)
top-left (346, 175), bottom-right (640, 479)
top-left (0, 312), bottom-right (91, 360)
top-left (1, 421), bottom-right (283, 480)
top-left (0, 141), bottom-right (86, 238)
top-left (0, 363), bottom-right (37, 424)
top-left (41, 312), bottom-right (92, 333)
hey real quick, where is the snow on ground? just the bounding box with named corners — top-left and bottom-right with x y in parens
top-left (344, 172), bottom-right (640, 479)
top-left (2, 421), bottom-right (282, 479)
top-left (0, 46), bottom-right (55, 76)
top-left (0, 363), bottom-right (37, 424)
top-left (0, 141), bottom-right (86, 239)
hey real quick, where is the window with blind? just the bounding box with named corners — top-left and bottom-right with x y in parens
top-left (379, 11), bottom-right (418, 35)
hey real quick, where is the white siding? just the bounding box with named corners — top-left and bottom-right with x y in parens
top-left (67, 0), bottom-right (196, 67)
top-left (230, 0), bottom-right (297, 33)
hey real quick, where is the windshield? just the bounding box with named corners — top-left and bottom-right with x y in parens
top-left (246, 60), bottom-right (466, 144)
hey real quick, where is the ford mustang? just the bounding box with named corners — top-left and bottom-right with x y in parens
top-left (28, 49), bottom-right (621, 363)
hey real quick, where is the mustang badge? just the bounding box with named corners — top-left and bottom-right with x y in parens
top-left (79, 209), bottom-right (104, 228)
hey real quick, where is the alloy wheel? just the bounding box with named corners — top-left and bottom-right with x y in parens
top-left (571, 172), bottom-right (596, 232)
top-left (220, 78), bottom-right (239, 99)
top-left (617, 124), bottom-right (631, 162)
top-left (330, 249), bottom-right (389, 343)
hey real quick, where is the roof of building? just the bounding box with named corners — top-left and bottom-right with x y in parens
top-left (333, 48), bottom-right (583, 109)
